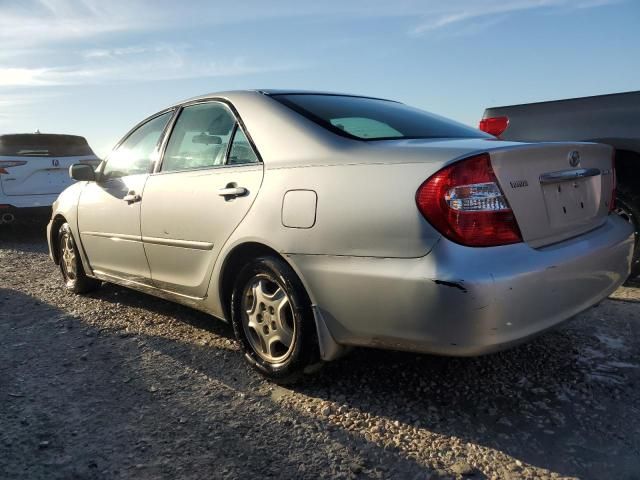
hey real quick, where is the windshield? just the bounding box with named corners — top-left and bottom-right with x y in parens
top-left (0, 134), bottom-right (95, 157)
top-left (271, 94), bottom-right (490, 141)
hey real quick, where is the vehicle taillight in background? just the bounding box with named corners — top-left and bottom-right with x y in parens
top-left (609, 150), bottom-right (616, 212)
top-left (0, 160), bottom-right (27, 174)
top-left (479, 116), bottom-right (509, 137)
top-left (416, 153), bottom-right (522, 247)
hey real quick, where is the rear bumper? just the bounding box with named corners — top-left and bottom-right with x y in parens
top-left (289, 215), bottom-right (634, 356)
top-left (0, 205), bottom-right (51, 216)
top-left (0, 205), bottom-right (51, 224)
top-left (0, 192), bottom-right (57, 211)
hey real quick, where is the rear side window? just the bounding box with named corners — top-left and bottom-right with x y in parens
top-left (272, 94), bottom-right (489, 141)
top-left (228, 128), bottom-right (258, 165)
top-left (0, 134), bottom-right (95, 157)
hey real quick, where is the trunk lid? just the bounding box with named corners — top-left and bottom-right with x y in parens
top-left (489, 142), bottom-right (614, 248)
top-left (0, 155), bottom-right (100, 196)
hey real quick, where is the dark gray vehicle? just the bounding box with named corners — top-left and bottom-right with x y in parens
top-left (481, 91), bottom-right (640, 276)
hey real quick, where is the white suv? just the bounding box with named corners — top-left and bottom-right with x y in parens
top-left (0, 133), bottom-right (100, 224)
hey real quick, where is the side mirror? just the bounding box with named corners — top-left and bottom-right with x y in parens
top-left (69, 163), bottom-right (96, 182)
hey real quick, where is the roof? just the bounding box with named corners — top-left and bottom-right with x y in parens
top-left (171, 89), bottom-right (396, 107)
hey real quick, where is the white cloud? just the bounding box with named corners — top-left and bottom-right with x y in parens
top-left (0, 56), bottom-right (301, 88)
top-left (0, 1), bottom-right (623, 50)
top-left (408, 0), bottom-right (622, 35)
top-left (0, 1), bottom-right (139, 50)
top-left (0, 92), bottom-right (62, 129)
top-left (0, 0), bottom-right (625, 89)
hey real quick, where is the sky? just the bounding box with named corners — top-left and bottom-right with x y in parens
top-left (0, 0), bottom-right (638, 157)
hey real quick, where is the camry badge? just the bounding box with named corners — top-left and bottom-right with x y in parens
top-left (568, 151), bottom-right (580, 167)
top-left (510, 180), bottom-right (528, 188)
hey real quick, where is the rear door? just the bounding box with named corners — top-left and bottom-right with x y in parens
top-left (77, 111), bottom-right (174, 281)
top-left (141, 101), bottom-right (263, 298)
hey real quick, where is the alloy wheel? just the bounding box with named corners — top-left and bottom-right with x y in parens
top-left (60, 232), bottom-right (77, 281)
top-left (241, 276), bottom-right (296, 363)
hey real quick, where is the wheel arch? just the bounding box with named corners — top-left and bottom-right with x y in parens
top-left (581, 139), bottom-right (640, 192)
top-left (49, 214), bottom-right (68, 265)
top-left (613, 149), bottom-right (640, 193)
top-left (218, 241), bottom-right (315, 321)
top-left (217, 240), bottom-right (345, 362)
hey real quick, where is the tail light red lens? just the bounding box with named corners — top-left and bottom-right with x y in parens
top-left (609, 150), bottom-right (616, 212)
top-left (416, 153), bottom-right (522, 247)
top-left (479, 116), bottom-right (509, 137)
top-left (0, 160), bottom-right (27, 174)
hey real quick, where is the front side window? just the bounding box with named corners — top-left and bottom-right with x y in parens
top-left (102, 112), bottom-right (172, 179)
top-left (271, 94), bottom-right (490, 141)
top-left (162, 102), bottom-right (236, 172)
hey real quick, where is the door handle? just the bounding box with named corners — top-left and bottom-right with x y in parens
top-left (123, 192), bottom-right (142, 204)
top-left (218, 186), bottom-right (247, 198)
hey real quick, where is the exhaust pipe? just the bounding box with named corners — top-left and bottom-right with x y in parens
top-left (1, 212), bottom-right (15, 224)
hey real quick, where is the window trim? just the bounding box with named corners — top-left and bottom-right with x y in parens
top-left (154, 98), bottom-right (262, 175)
top-left (98, 108), bottom-right (177, 180)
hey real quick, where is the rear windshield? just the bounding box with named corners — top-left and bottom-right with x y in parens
top-left (271, 94), bottom-right (489, 141)
top-left (0, 134), bottom-right (95, 157)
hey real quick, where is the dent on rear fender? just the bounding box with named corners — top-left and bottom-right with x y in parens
top-left (429, 275), bottom-right (493, 312)
top-left (432, 279), bottom-right (468, 293)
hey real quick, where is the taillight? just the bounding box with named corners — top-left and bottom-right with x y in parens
top-left (416, 153), bottom-right (522, 247)
top-left (0, 160), bottom-right (27, 174)
top-left (479, 116), bottom-right (509, 137)
top-left (609, 150), bottom-right (616, 212)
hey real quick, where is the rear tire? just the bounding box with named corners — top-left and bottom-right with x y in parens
top-left (614, 190), bottom-right (640, 279)
top-left (231, 255), bottom-right (319, 383)
top-left (57, 223), bottom-right (101, 294)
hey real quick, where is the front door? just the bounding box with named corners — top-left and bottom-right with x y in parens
top-left (77, 111), bottom-right (174, 282)
top-left (141, 101), bottom-right (264, 297)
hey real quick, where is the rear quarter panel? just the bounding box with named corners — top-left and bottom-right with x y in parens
top-left (243, 162), bottom-right (443, 257)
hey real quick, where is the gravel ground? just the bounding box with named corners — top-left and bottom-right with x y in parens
top-left (1, 223), bottom-right (639, 480)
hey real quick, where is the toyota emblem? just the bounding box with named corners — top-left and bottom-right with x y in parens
top-left (52, 158), bottom-right (60, 167)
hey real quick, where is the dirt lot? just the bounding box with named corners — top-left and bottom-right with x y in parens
top-left (1, 223), bottom-right (639, 479)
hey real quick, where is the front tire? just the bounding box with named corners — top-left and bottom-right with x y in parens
top-left (57, 223), bottom-right (100, 294)
top-left (231, 255), bottom-right (319, 383)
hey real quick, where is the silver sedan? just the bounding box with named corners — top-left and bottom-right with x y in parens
top-left (47, 90), bottom-right (633, 382)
